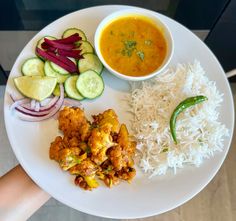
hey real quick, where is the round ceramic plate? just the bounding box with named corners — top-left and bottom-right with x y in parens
top-left (4, 5), bottom-right (234, 219)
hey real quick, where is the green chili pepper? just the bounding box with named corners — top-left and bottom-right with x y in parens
top-left (170, 95), bottom-right (208, 144)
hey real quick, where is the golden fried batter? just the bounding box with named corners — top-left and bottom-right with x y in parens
top-left (49, 136), bottom-right (64, 161)
top-left (58, 107), bottom-right (91, 141)
top-left (92, 109), bottom-right (120, 133)
top-left (108, 124), bottom-right (136, 171)
top-left (49, 107), bottom-right (136, 190)
top-left (69, 158), bottom-right (97, 177)
top-left (88, 123), bottom-right (115, 165)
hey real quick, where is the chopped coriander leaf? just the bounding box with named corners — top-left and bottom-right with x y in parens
top-left (124, 40), bottom-right (137, 49)
top-left (137, 51), bottom-right (145, 61)
top-left (121, 40), bottom-right (137, 57)
top-left (127, 50), bottom-right (132, 57)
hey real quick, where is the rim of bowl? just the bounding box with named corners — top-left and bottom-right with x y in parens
top-left (94, 8), bottom-right (174, 81)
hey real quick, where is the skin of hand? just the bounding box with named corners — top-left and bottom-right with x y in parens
top-left (0, 165), bottom-right (50, 221)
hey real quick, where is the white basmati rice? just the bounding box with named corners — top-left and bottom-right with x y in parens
top-left (128, 61), bottom-right (229, 177)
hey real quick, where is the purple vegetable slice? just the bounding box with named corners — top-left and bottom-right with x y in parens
top-left (44, 38), bottom-right (75, 50)
top-left (57, 49), bottom-right (83, 59)
top-left (50, 33), bottom-right (82, 44)
top-left (36, 48), bottom-right (77, 73)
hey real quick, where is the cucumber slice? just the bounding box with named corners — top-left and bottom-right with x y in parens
top-left (36, 36), bottom-right (56, 50)
top-left (50, 62), bottom-right (70, 75)
top-left (44, 60), bottom-right (70, 83)
top-left (21, 57), bottom-right (45, 76)
top-left (62, 28), bottom-right (87, 41)
top-left (53, 84), bottom-right (67, 97)
top-left (50, 57), bottom-right (76, 75)
top-left (76, 70), bottom-right (104, 99)
top-left (76, 40), bottom-right (94, 54)
top-left (78, 53), bottom-right (103, 74)
top-left (65, 75), bottom-right (84, 100)
top-left (36, 36), bottom-right (56, 60)
top-left (53, 84), bottom-right (61, 96)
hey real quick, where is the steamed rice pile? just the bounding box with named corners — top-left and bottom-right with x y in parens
top-left (128, 61), bottom-right (229, 177)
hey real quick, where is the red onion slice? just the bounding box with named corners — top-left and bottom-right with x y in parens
top-left (39, 96), bottom-right (59, 111)
top-left (30, 99), bottom-right (36, 110)
top-left (34, 101), bottom-right (40, 112)
top-left (15, 106), bottom-right (50, 116)
top-left (17, 84), bottom-right (64, 122)
top-left (19, 96), bottom-right (59, 113)
top-left (20, 103), bottom-right (32, 110)
top-left (10, 97), bottom-right (30, 112)
top-left (39, 97), bottom-right (53, 106)
top-left (10, 94), bottom-right (28, 103)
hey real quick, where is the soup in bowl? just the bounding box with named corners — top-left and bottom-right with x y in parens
top-left (94, 9), bottom-right (174, 81)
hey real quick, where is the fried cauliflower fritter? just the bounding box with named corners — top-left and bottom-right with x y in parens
top-left (58, 148), bottom-right (86, 170)
top-left (49, 136), bottom-right (64, 161)
top-left (58, 107), bottom-right (91, 141)
top-left (49, 107), bottom-right (136, 191)
top-left (108, 124), bottom-right (136, 170)
top-left (88, 123), bottom-right (116, 165)
top-left (69, 158), bottom-right (97, 177)
top-left (70, 159), bottom-right (99, 190)
top-left (92, 109), bottom-right (120, 133)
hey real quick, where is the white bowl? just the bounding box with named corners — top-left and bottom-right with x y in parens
top-left (94, 8), bottom-right (174, 81)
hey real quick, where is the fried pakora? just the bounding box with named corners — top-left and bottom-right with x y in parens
top-left (49, 107), bottom-right (136, 190)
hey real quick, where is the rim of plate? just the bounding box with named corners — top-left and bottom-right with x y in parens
top-left (3, 5), bottom-right (235, 219)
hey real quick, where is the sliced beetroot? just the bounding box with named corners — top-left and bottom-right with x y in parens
top-left (44, 38), bottom-right (75, 50)
top-left (41, 42), bottom-right (56, 52)
top-left (57, 49), bottom-right (83, 59)
top-left (36, 48), bottom-right (77, 72)
top-left (51, 33), bottom-right (82, 44)
top-left (47, 51), bottom-right (77, 67)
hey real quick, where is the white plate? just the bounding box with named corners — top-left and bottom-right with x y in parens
top-left (4, 5), bottom-right (234, 219)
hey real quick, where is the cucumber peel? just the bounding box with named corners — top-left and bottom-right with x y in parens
top-left (76, 70), bottom-right (104, 99)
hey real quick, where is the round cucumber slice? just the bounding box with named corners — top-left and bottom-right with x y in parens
top-left (53, 84), bottom-right (61, 96)
top-left (50, 62), bottom-right (70, 75)
top-left (78, 53), bottom-right (103, 74)
top-left (14, 76), bottom-right (57, 101)
top-left (76, 40), bottom-right (94, 54)
top-left (65, 75), bottom-right (84, 100)
top-left (53, 84), bottom-right (67, 97)
top-left (62, 28), bottom-right (87, 41)
top-left (21, 57), bottom-right (45, 76)
top-left (36, 36), bottom-right (56, 61)
top-left (36, 36), bottom-right (56, 51)
top-left (76, 70), bottom-right (104, 99)
top-left (44, 60), bottom-right (70, 83)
